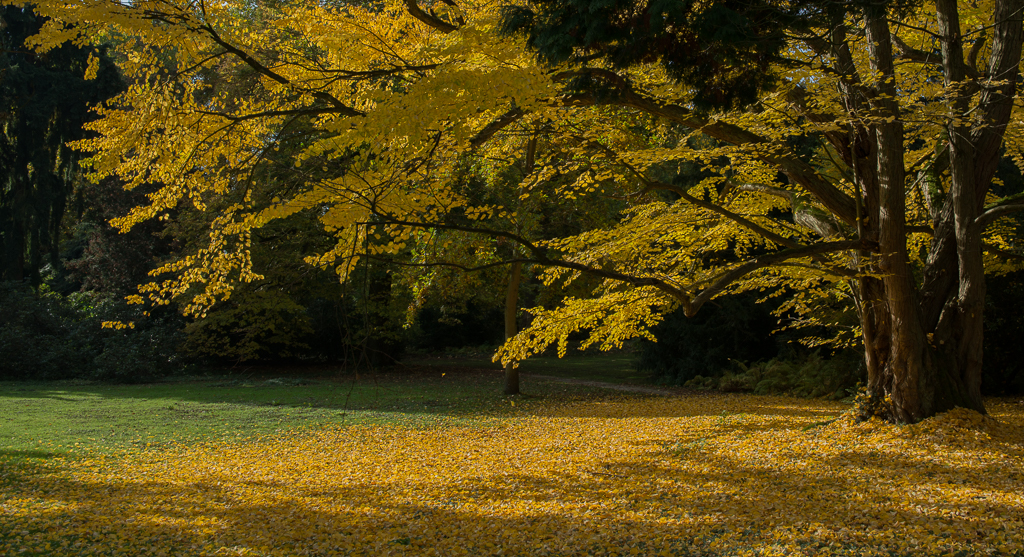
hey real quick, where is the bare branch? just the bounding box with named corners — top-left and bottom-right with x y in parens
top-left (967, 33), bottom-right (987, 74)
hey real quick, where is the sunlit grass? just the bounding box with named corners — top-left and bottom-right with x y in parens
top-left (0, 370), bottom-right (605, 454)
top-left (2, 374), bottom-right (1022, 556)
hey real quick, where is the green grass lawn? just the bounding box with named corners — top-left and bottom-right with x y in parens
top-left (0, 358), bottom-right (630, 457)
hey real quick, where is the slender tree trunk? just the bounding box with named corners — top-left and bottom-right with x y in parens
top-left (503, 260), bottom-right (522, 395)
top-left (502, 136), bottom-right (536, 395)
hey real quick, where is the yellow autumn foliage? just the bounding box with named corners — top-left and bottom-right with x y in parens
top-left (10, 0), bottom-right (1024, 385)
top-left (3, 396), bottom-right (1023, 556)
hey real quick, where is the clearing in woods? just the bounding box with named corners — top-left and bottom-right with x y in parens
top-left (1, 359), bottom-right (1022, 556)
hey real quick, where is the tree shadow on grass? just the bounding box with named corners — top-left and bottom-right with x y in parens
top-left (4, 400), bottom-right (1023, 557)
top-left (2, 445), bottom-right (1020, 557)
top-left (0, 374), bottom-right (850, 424)
top-left (0, 449), bottom-right (56, 459)
top-left (524, 393), bottom-right (848, 421)
top-left (0, 372), bottom-right (519, 417)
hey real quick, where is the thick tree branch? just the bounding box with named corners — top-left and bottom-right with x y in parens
top-left (581, 86), bottom-right (859, 225)
top-left (685, 239), bottom-right (874, 316)
top-left (647, 180), bottom-right (805, 250)
top-left (405, 0), bottom-right (459, 33)
top-left (372, 214), bottom-right (872, 317)
top-left (893, 33), bottom-right (982, 79)
top-left (976, 195), bottom-right (1024, 228)
top-left (362, 254), bottom-right (530, 273)
top-left (553, 67), bottom-right (630, 90)
top-left (468, 106), bottom-right (526, 148)
top-left (371, 217), bottom-right (690, 301)
top-left (311, 63), bottom-right (441, 79)
top-left (198, 24), bottom-right (362, 117)
top-left (971, 0), bottom-right (1024, 203)
top-left (196, 107), bottom-right (360, 122)
top-left (785, 85), bottom-right (855, 166)
top-left (469, 72), bottom-right (858, 227)
top-left (907, 225), bottom-right (935, 235)
top-left (733, 184), bottom-right (795, 204)
top-left (967, 34), bottom-right (987, 74)
top-left (983, 243), bottom-right (1024, 262)
top-left (580, 138), bottom-right (810, 250)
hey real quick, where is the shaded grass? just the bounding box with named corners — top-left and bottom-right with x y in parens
top-left (406, 352), bottom-right (648, 384)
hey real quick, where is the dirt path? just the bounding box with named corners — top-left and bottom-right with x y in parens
top-left (524, 374), bottom-right (681, 396)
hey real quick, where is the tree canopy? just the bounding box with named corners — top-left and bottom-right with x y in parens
top-left (13, 0), bottom-right (1024, 422)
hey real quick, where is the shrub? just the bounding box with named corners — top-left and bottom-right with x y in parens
top-left (0, 281), bottom-right (187, 381)
top-left (683, 351), bottom-right (864, 400)
top-left (182, 290), bottom-right (314, 363)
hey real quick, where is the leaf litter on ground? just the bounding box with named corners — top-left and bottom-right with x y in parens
top-left (2, 394), bottom-right (1022, 556)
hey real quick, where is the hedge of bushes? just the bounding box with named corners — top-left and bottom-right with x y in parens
top-left (0, 282), bottom-right (186, 381)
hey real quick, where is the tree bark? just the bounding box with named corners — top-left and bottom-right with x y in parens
top-left (853, 0), bottom-right (1023, 421)
top-left (938, 0), bottom-right (986, 413)
top-left (503, 136), bottom-right (536, 395)
top-left (503, 260), bottom-right (522, 395)
top-left (861, 11), bottom-right (932, 422)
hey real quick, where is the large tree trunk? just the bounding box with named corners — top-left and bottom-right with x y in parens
top-left (860, 9), bottom-right (958, 422)
top-left (530, 0), bottom-right (1022, 423)
top-left (861, 11), bottom-right (933, 422)
top-left (855, 0), bottom-right (1023, 422)
top-left (937, 0), bottom-right (986, 415)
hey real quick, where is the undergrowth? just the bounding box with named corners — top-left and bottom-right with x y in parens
top-left (683, 352), bottom-right (863, 400)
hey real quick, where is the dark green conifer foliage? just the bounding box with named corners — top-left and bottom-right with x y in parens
top-left (499, 0), bottom-right (801, 109)
top-left (0, 6), bottom-right (120, 285)
top-left (499, 0), bottom-right (920, 110)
